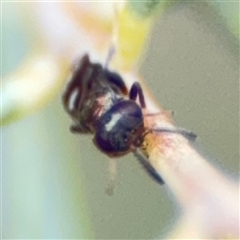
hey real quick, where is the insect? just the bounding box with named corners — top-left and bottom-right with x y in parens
top-left (62, 54), bottom-right (196, 185)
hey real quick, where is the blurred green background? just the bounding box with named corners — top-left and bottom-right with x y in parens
top-left (2, 2), bottom-right (239, 239)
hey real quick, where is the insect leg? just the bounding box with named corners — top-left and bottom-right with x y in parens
top-left (129, 82), bottom-right (146, 108)
top-left (133, 149), bottom-right (165, 185)
top-left (62, 54), bottom-right (90, 114)
top-left (70, 125), bottom-right (90, 134)
top-left (63, 54), bottom-right (102, 116)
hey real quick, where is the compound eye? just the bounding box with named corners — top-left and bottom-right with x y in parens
top-left (94, 129), bottom-right (130, 157)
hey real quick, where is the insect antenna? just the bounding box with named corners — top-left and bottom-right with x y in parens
top-left (104, 44), bottom-right (116, 69)
top-left (104, 3), bottom-right (119, 70)
top-left (133, 149), bottom-right (165, 185)
top-left (105, 159), bottom-right (117, 196)
top-left (149, 127), bottom-right (197, 141)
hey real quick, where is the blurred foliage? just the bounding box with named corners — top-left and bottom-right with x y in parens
top-left (208, 1), bottom-right (239, 39)
top-left (128, 0), bottom-right (172, 17)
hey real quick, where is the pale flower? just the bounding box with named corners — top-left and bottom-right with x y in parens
top-left (2, 1), bottom-right (239, 239)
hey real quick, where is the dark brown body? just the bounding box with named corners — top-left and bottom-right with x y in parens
top-left (62, 54), bottom-right (145, 157)
top-left (62, 54), bottom-right (197, 184)
top-left (62, 55), bottom-right (128, 134)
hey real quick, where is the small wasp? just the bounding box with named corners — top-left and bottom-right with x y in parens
top-left (62, 54), bottom-right (196, 185)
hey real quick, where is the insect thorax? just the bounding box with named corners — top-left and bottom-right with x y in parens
top-left (74, 86), bottom-right (123, 133)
